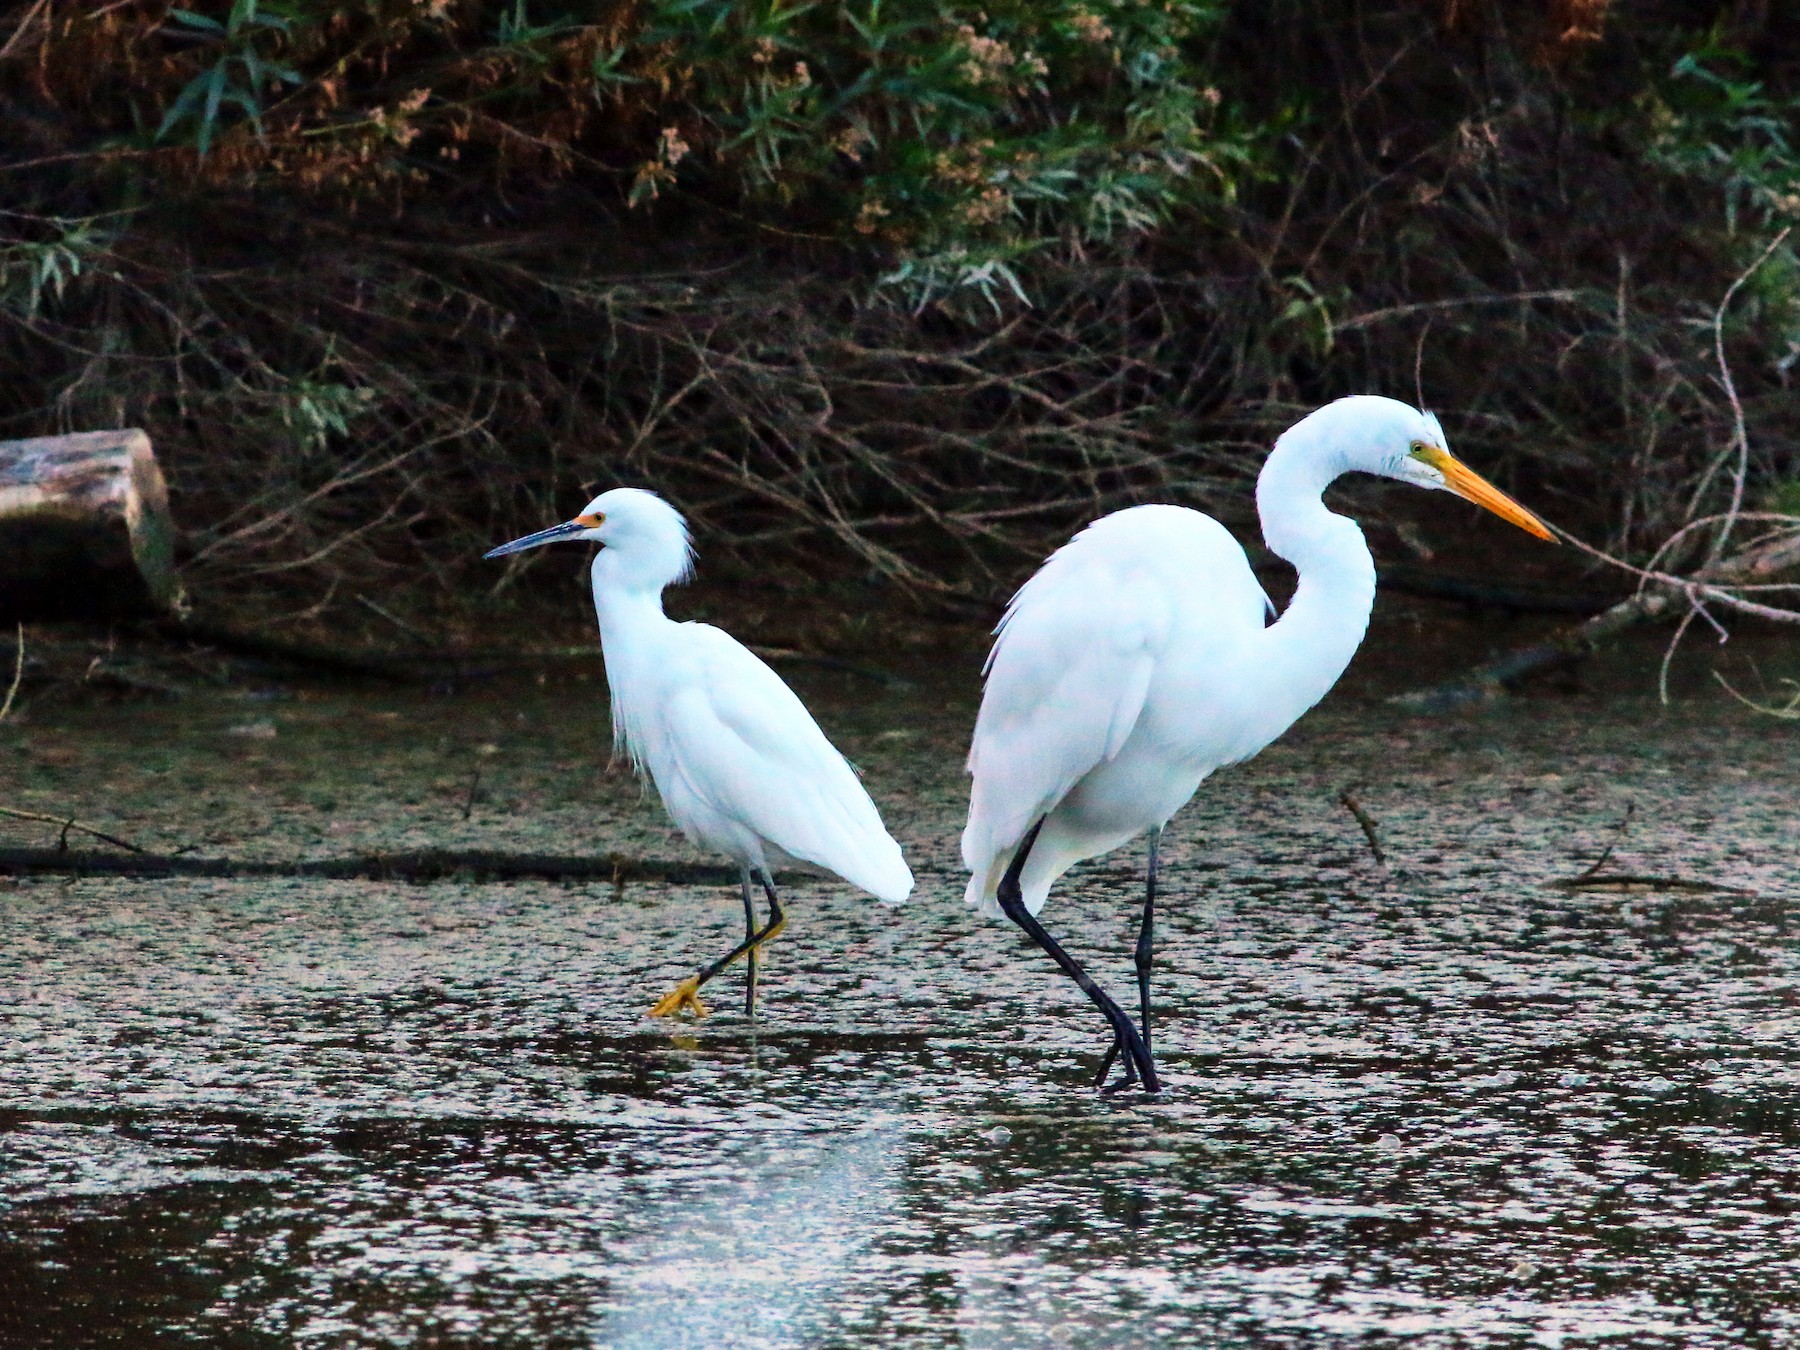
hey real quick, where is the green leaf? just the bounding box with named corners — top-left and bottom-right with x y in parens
top-left (167, 9), bottom-right (224, 33)
top-left (198, 62), bottom-right (228, 156)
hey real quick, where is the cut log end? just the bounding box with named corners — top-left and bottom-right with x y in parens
top-left (0, 429), bottom-right (180, 622)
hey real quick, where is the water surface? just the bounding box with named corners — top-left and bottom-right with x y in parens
top-left (2, 644), bottom-right (1797, 1347)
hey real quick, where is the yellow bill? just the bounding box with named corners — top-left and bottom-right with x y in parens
top-left (1413, 446), bottom-right (1555, 542)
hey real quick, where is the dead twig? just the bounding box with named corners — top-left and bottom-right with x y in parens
top-left (1704, 226), bottom-right (1792, 569)
top-left (0, 0), bottom-right (51, 62)
top-left (356, 594), bottom-right (432, 641)
top-left (1574, 803), bottom-right (1635, 881)
top-left (0, 804), bottom-right (146, 854)
top-left (1553, 805), bottom-right (1751, 894)
top-left (1333, 289), bottom-right (1584, 334)
top-left (1337, 789), bottom-right (1386, 864)
top-left (1391, 523), bottom-right (1800, 713)
top-left (1712, 671), bottom-right (1800, 720)
top-left (0, 624), bottom-right (23, 722)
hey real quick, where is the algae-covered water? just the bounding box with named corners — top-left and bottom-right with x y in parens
top-left (1, 627), bottom-right (1797, 1348)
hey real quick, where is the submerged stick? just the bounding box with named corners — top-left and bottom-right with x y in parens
top-left (1574, 803), bottom-right (1635, 881)
top-left (1549, 874), bottom-right (1753, 896)
top-left (150, 619), bottom-right (911, 688)
top-left (1336, 789), bottom-right (1386, 864)
top-left (1712, 671), bottom-right (1800, 720)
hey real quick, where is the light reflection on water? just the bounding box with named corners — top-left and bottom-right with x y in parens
top-left (597, 1124), bottom-right (902, 1349)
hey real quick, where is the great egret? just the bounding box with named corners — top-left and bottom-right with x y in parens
top-left (485, 488), bottom-right (913, 1018)
top-left (962, 396), bottom-right (1554, 1093)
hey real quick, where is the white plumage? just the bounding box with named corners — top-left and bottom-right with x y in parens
top-left (486, 487), bottom-right (911, 1017)
top-left (963, 504), bottom-right (1270, 917)
top-left (604, 579), bottom-right (913, 904)
top-left (962, 396), bottom-right (1553, 1091)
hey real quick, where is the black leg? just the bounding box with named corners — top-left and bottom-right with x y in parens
top-left (1092, 1033), bottom-right (1137, 1093)
top-left (649, 869), bottom-right (788, 1018)
top-left (997, 819), bottom-right (1160, 1094)
top-left (741, 870), bottom-right (759, 1017)
top-left (1137, 826), bottom-right (1160, 1051)
top-left (1096, 826), bottom-right (1161, 1088)
top-left (751, 870), bottom-right (786, 1020)
top-left (757, 871), bottom-right (786, 940)
top-left (689, 878), bottom-right (785, 996)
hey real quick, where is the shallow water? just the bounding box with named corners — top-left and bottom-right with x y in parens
top-left (2, 637), bottom-right (1798, 1348)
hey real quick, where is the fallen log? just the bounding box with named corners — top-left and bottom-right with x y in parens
top-left (1374, 564), bottom-right (1625, 616)
top-left (1392, 528), bottom-right (1800, 713)
top-left (0, 429), bottom-right (179, 621)
top-left (0, 846), bottom-right (739, 886)
top-left (145, 620), bottom-right (914, 688)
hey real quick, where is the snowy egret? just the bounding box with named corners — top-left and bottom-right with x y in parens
top-left (962, 396), bottom-right (1554, 1092)
top-left (485, 488), bottom-right (913, 1018)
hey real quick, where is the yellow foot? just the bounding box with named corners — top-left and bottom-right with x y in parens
top-left (649, 976), bottom-right (710, 1019)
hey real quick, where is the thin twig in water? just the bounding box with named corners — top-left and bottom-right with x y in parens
top-left (461, 768), bottom-right (482, 821)
top-left (0, 625), bottom-right (22, 722)
top-left (1712, 671), bottom-right (1800, 720)
top-left (1657, 600), bottom-right (1701, 706)
top-left (0, 805), bottom-right (146, 854)
top-left (0, 846), bottom-right (738, 885)
top-left (1337, 789), bottom-right (1386, 864)
top-left (1575, 802), bottom-right (1635, 881)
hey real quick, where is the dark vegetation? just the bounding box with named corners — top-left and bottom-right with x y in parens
top-left (0, 0), bottom-right (1795, 635)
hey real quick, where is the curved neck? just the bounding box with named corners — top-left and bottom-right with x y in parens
top-left (1249, 440), bottom-right (1377, 735)
top-left (591, 563), bottom-right (673, 762)
top-left (591, 555), bottom-right (674, 656)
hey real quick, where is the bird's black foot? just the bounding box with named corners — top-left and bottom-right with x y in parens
top-left (1094, 1036), bottom-right (1134, 1092)
top-left (1093, 1032), bottom-right (1154, 1093)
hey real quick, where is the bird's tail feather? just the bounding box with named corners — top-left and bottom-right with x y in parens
top-left (846, 845), bottom-right (913, 904)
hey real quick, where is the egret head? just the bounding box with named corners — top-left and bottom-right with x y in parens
top-left (484, 486), bottom-right (695, 589)
top-left (1286, 395), bottom-right (1554, 541)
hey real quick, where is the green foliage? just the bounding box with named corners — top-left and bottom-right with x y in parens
top-left (276, 367), bottom-right (377, 456)
top-left (1273, 276), bottom-right (1340, 360)
top-left (1639, 46), bottom-right (1800, 382)
top-left (495, 0), bottom-right (576, 51)
top-left (8, 0), bottom-right (1800, 614)
top-left (1765, 479), bottom-right (1800, 517)
top-left (0, 216), bottom-right (109, 320)
top-left (628, 0), bottom-right (1255, 304)
top-left (1642, 45), bottom-right (1800, 233)
top-left (80, 1), bottom-right (1264, 310)
top-left (156, 0), bottom-right (303, 157)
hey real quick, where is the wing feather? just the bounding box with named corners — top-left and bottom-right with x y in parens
top-left (960, 504), bottom-right (1266, 909)
top-left (653, 626), bottom-right (912, 902)
top-left (961, 544), bottom-right (1171, 886)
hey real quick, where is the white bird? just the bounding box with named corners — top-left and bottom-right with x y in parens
top-left (485, 487), bottom-right (913, 1018)
top-left (962, 396), bottom-right (1554, 1093)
